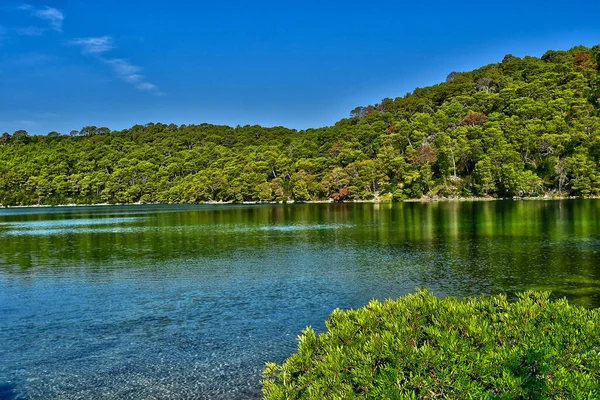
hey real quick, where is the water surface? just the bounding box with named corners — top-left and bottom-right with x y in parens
top-left (1, 201), bottom-right (599, 399)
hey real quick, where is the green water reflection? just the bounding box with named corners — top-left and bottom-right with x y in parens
top-left (1, 200), bottom-right (599, 306)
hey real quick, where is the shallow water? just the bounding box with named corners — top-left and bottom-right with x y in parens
top-left (1, 201), bottom-right (599, 399)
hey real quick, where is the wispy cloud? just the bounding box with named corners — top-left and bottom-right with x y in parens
top-left (18, 4), bottom-right (64, 33)
top-left (136, 82), bottom-right (158, 91)
top-left (16, 26), bottom-right (45, 36)
top-left (0, 119), bottom-right (37, 128)
top-left (103, 58), bottom-right (140, 79)
top-left (35, 7), bottom-right (64, 32)
top-left (102, 58), bottom-right (163, 94)
top-left (69, 36), bottom-right (114, 54)
top-left (70, 37), bottom-right (162, 95)
top-left (12, 7), bottom-right (161, 95)
top-left (10, 52), bottom-right (56, 66)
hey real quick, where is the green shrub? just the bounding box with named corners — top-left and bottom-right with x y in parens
top-left (379, 193), bottom-right (393, 202)
top-left (262, 291), bottom-right (600, 399)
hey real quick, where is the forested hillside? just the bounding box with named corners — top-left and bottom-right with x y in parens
top-left (1, 45), bottom-right (600, 206)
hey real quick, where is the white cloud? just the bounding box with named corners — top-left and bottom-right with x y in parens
top-left (34, 7), bottom-right (64, 32)
top-left (69, 36), bottom-right (114, 54)
top-left (17, 26), bottom-right (45, 36)
top-left (102, 58), bottom-right (162, 94)
top-left (136, 82), bottom-right (158, 91)
top-left (104, 58), bottom-right (141, 77)
top-left (125, 74), bottom-right (144, 83)
top-left (0, 119), bottom-right (37, 128)
top-left (19, 5), bottom-right (64, 33)
top-left (10, 52), bottom-right (56, 66)
top-left (13, 10), bottom-right (162, 96)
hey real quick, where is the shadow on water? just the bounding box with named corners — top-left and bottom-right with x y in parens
top-left (0, 383), bottom-right (21, 400)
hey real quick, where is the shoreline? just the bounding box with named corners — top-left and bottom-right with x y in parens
top-left (1, 195), bottom-right (596, 209)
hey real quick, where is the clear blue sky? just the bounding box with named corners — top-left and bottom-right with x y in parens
top-left (1, 0), bottom-right (599, 134)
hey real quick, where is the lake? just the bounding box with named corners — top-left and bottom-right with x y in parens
top-left (1, 200), bottom-right (599, 399)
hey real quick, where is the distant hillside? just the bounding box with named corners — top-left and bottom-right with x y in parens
top-left (1, 45), bottom-right (599, 206)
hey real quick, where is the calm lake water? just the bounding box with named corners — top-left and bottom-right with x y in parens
top-left (1, 201), bottom-right (599, 399)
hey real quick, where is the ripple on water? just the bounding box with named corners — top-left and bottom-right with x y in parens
top-left (0, 217), bottom-right (145, 236)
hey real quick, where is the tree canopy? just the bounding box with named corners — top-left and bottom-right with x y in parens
top-left (1, 45), bottom-right (600, 206)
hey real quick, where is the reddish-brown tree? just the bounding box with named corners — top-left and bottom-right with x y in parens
top-left (460, 112), bottom-right (487, 126)
top-left (574, 51), bottom-right (598, 70)
top-left (331, 188), bottom-right (349, 201)
top-left (411, 144), bottom-right (439, 166)
top-left (328, 142), bottom-right (343, 158)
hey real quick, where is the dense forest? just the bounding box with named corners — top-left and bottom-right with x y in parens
top-left (1, 45), bottom-right (600, 206)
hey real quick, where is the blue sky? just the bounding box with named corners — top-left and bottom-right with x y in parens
top-left (1, 0), bottom-right (599, 134)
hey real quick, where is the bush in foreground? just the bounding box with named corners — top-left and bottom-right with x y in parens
top-left (262, 291), bottom-right (600, 399)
